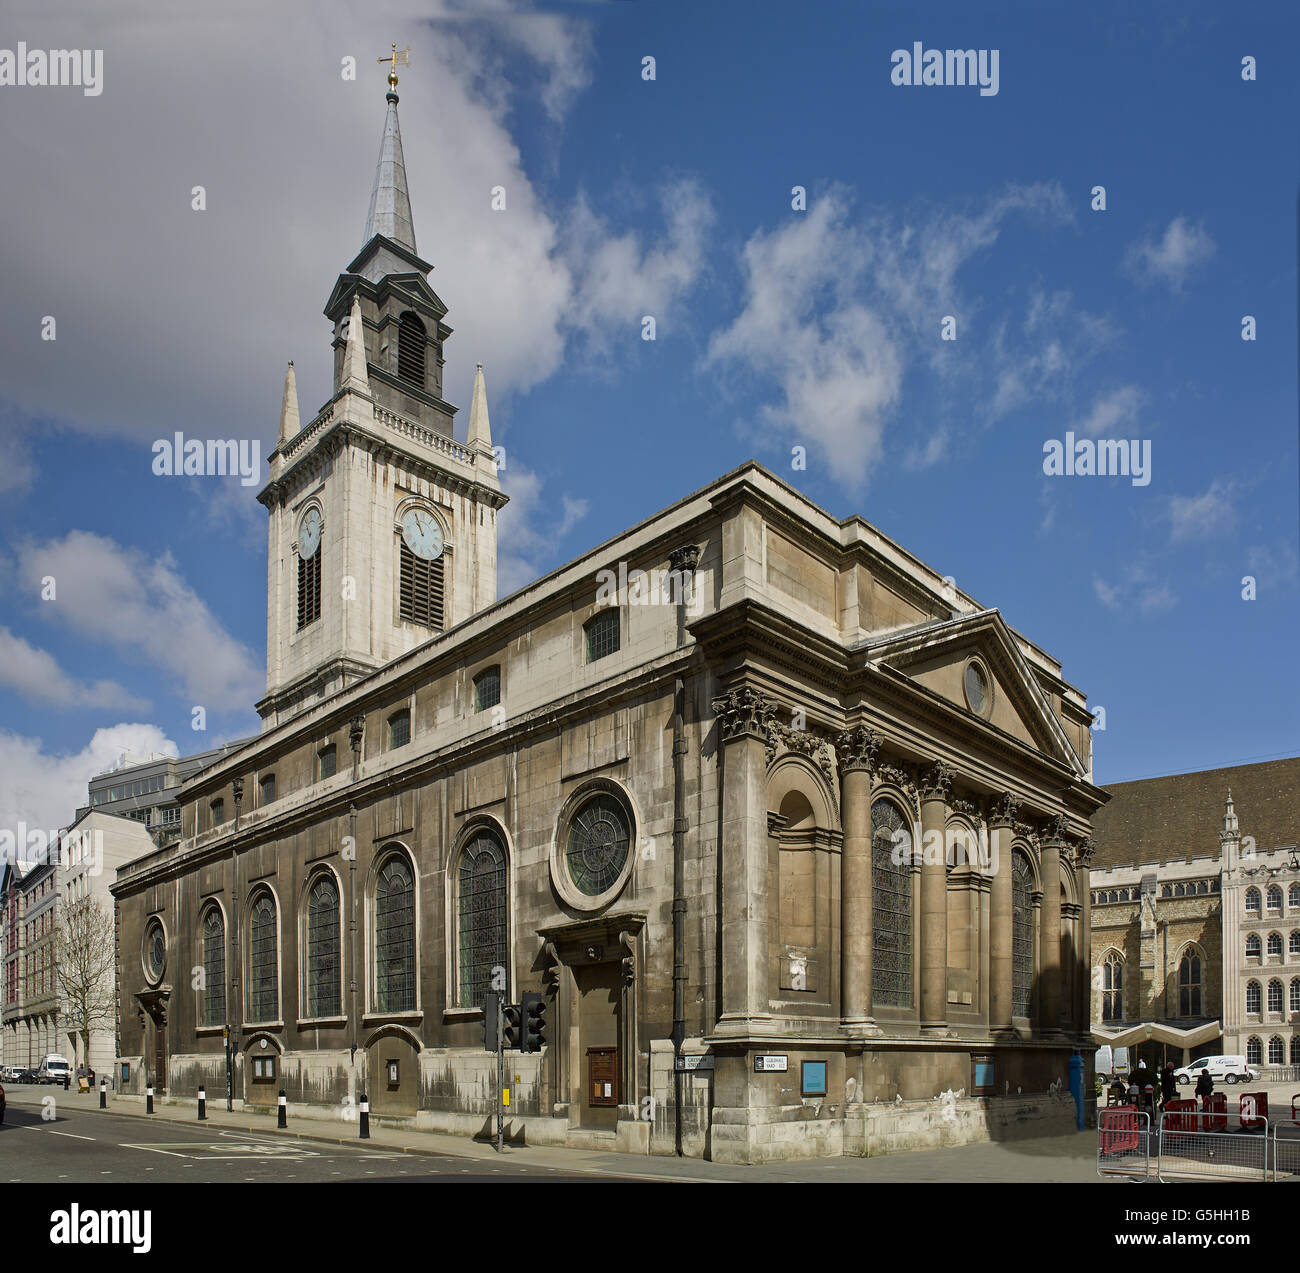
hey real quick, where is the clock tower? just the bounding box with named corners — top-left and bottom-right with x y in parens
top-left (256, 75), bottom-right (506, 729)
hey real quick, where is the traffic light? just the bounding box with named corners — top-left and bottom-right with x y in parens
top-left (522, 991), bottom-right (546, 1054)
top-left (482, 991), bottom-right (500, 1053)
top-left (502, 1001), bottom-right (523, 1051)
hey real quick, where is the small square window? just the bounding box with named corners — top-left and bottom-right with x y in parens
top-left (801, 1060), bottom-right (827, 1097)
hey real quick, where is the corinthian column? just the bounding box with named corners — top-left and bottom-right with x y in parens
top-left (918, 761), bottom-right (952, 1032)
top-left (1039, 816), bottom-right (1066, 1035)
top-left (712, 686), bottom-right (776, 1033)
top-left (987, 792), bottom-right (1019, 1034)
top-left (837, 725), bottom-right (881, 1029)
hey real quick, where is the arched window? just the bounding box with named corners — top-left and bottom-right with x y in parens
top-left (1268, 1036), bottom-right (1285, 1065)
top-left (397, 312), bottom-right (427, 387)
top-left (1292, 1036), bottom-right (1300, 1066)
top-left (375, 853), bottom-right (415, 1013)
top-left (201, 906), bottom-right (225, 1028)
top-left (399, 538), bottom-right (444, 630)
top-left (1267, 885), bottom-right (1283, 912)
top-left (456, 828), bottom-right (507, 1008)
top-left (248, 893), bottom-right (278, 1023)
top-left (1101, 950), bottom-right (1123, 1023)
top-left (1291, 978), bottom-right (1300, 1014)
top-left (1291, 931), bottom-right (1300, 958)
top-left (584, 610), bottom-right (620, 663)
top-left (1012, 852), bottom-right (1035, 1018)
top-left (1268, 979), bottom-right (1283, 1014)
top-left (306, 875), bottom-right (341, 1018)
top-left (870, 798), bottom-right (912, 1009)
top-left (1246, 1036), bottom-right (1262, 1066)
top-left (1291, 884), bottom-right (1300, 910)
top-left (318, 745), bottom-right (337, 780)
top-left (1246, 933), bottom-right (1262, 959)
top-left (1178, 950), bottom-right (1202, 1017)
top-left (1246, 980), bottom-right (1261, 1014)
top-left (1268, 932), bottom-right (1283, 958)
top-left (1245, 888), bottom-right (1261, 914)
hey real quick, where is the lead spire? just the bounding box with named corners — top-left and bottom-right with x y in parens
top-left (363, 46), bottom-right (417, 254)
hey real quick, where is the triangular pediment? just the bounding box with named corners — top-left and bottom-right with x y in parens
top-left (866, 610), bottom-right (1085, 774)
top-left (324, 268), bottom-right (448, 325)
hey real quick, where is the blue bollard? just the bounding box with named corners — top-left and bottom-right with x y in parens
top-left (1069, 1050), bottom-right (1085, 1130)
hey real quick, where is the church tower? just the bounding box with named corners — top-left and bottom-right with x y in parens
top-left (257, 69), bottom-right (506, 729)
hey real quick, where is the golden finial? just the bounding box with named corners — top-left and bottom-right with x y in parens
top-left (378, 43), bottom-right (411, 91)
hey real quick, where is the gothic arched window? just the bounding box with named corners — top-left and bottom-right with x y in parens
top-left (1268, 1036), bottom-right (1285, 1065)
top-left (1178, 950), bottom-right (1202, 1017)
top-left (375, 852), bottom-right (415, 1013)
top-left (1101, 950), bottom-right (1123, 1023)
top-left (1292, 1036), bottom-right (1300, 1066)
top-left (248, 892), bottom-right (279, 1023)
top-left (1290, 884), bottom-right (1300, 910)
top-left (306, 874), bottom-right (341, 1018)
top-left (1291, 931), bottom-right (1300, 958)
top-left (397, 311), bottom-right (426, 387)
top-left (1245, 888), bottom-right (1261, 914)
top-left (1246, 980), bottom-right (1261, 1015)
top-left (1246, 1036), bottom-right (1262, 1066)
top-left (1291, 978), bottom-right (1300, 1014)
top-left (1267, 885), bottom-right (1283, 912)
top-left (870, 799), bottom-right (912, 1009)
top-left (1246, 933), bottom-right (1262, 959)
top-left (201, 905), bottom-right (226, 1028)
top-left (1013, 852), bottom-right (1035, 1018)
top-left (1267, 978), bottom-right (1283, 1014)
top-left (1268, 932), bottom-right (1283, 958)
top-left (457, 828), bottom-right (508, 1008)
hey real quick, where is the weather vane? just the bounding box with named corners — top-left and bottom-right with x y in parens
top-left (378, 43), bottom-right (411, 91)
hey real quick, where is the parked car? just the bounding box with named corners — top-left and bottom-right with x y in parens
top-left (1173, 1055), bottom-right (1258, 1086)
top-left (37, 1055), bottom-right (71, 1085)
top-left (15, 1068), bottom-right (38, 1085)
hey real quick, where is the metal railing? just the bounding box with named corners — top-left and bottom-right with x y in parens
top-left (1157, 1111), bottom-right (1269, 1183)
top-left (1097, 1107), bottom-right (1151, 1179)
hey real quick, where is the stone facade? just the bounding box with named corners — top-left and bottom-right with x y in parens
top-left (110, 85), bottom-right (1106, 1163)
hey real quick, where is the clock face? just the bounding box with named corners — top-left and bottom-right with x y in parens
top-left (298, 507), bottom-right (322, 558)
top-left (400, 508), bottom-right (444, 561)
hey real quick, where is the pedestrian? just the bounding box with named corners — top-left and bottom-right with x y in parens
top-left (1195, 1068), bottom-right (1214, 1102)
top-left (1160, 1063), bottom-right (1177, 1107)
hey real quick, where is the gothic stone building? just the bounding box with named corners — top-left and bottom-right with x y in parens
top-left (111, 82), bottom-right (1106, 1163)
top-left (1088, 757), bottom-right (1300, 1074)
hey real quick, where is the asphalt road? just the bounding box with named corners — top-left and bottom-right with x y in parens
top-left (0, 1090), bottom-right (641, 1183)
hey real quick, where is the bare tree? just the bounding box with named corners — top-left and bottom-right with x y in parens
top-left (54, 895), bottom-right (116, 1071)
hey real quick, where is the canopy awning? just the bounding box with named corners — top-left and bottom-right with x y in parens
top-left (1092, 1020), bottom-right (1222, 1050)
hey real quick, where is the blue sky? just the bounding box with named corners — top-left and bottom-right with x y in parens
top-left (0, 0), bottom-right (1296, 831)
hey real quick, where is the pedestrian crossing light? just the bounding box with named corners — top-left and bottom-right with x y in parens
top-left (522, 991), bottom-right (546, 1054)
top-left (502, 1001), bottom-right (523, 1051)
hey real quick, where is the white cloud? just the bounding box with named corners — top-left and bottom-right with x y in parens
top-left (1093, 567), bottom-right (1177, 615)
top-left (1126, 216), bottom-right (1216, 291)
top-left (1245, 540), bottom-right (1300, 584)
top-left (496, 466), bottom-right (589, 596)
top-left (0, 722), bottom-right (178, 848)
top-left (0, 627), bottom-right (147, 712)
top-left (16, 531), bottom-right (262, 710)
top-left (1168, 480), bottom-right (1235, 544)
top-left (1074, 385), bottom-right (1141, 437)
top-left (706, 184), bottom-right (1072, 487)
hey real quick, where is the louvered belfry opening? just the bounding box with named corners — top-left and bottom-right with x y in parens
top-left (399, 540), bottom-right (444, 629)
top-left (397, 311), bottom-right (426, 387)
top-left (298, 550), bottom-right (321, 629)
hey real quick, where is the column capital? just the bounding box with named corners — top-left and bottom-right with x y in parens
top-left (835, 724), bottom-right (882, 774)
top-left (1040, 813), bottom-right (1070, 848)
top-left (918, 760), bottom-right (954, 802)
top-left (1076, 836), bottom-right (1096, 867)
top-left (710, 685), bottom-right (776, 744)
top-left (987, 792), bottom-right (1020, 829)
top-left (668, 543), bottom-right (702, 575)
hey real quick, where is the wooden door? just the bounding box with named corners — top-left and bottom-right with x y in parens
top-left (153, 1023), bottom-right (167, 1092)
top-left (587, 1047), bottom-right (618, 1107)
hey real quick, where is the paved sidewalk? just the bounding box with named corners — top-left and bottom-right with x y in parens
top-left (9, 1087), bottom-right (1103, 1183)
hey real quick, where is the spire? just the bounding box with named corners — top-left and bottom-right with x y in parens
top-left (467, 362), bottom-right (492, 451)
top-left (363, 86), bottom-right (417, 254)
top-left (341, 294), bottom-right (371, 395)
top-left (277, 361), bottom-right (300, 447)
top-left (1221, 787), bottom-right (1239, 839)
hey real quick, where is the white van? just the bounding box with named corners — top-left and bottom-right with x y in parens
top-left (1173, 1055), bottom-right (1258, 1086)
top-left (37, 1054), bottom-right (71, 1085)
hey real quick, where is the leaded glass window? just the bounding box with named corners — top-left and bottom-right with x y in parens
top-left (307, 876), bottom-right (341, 1018)
top-left (1246, 980), bottom-right (1261, 1014)
top-left (1292, 1036), bottom-right (1300, 1066)
top-left (565, 794), bottom-right (630, 897)
top-left (388, 710), bottom-right (411, 750)
top-left (1246, 933), bottom-right (1261, 958)
top-left (1292, 979), bottom-right (1300, 1014)
top-left (1269, 1036), bottom-right (1284, 1065)
top-left (1013, 852), bottom-right (1036, 1018)
top-left (375, 855), bottom-right (415, 1013)
top-left (1245, 888), bottom-right (1260, 913)
top-left (1178, 951), bottom-right (1202, 1017)
top-left (457, 831), bottom-right (507, 1007)
top-left (1246, 1036), bottom-right (1262, 1065)
top-left (1267, 885), bottom-right (1283, 912)
top-left (249, 894), bottom-right (278, 1022)
top-left (1268, 979), bottom-right (1283, 1013)
top-left (202, 907), bottom-right (225, 1027)
top-left (1268, 932), bottom-right (1283, 958)
top-left (474, 666), bottom-right (501, 713)
top-left (870, 798), bottom-right (911, 1009)
top-left (585, 610), bottom-right (620, 663)
top-left (318, 745), bottom-right (337, 779)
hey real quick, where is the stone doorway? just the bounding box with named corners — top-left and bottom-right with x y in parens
top-left (575, 963), bottom-right (621, 1130)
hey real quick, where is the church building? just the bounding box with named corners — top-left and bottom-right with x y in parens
top-left (111, 75), bottom-right (1107, 1162)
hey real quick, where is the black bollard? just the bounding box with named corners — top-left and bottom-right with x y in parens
top-left (99, 1078), bottom-right (106, 1109)
top-left (146, 1085), bottom-right (154, 1115)
top-left (277, 1089), bottom-right (287, 1129)
top-left (63, 1073), bottom-right (70, 1092)
top-left (198, 1086), bottom-right (207, 1121)
top-left (359, 1092), bottom-right (370, 1140)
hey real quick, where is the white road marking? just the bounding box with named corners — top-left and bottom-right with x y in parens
top-left (21, 1127), bottom-right (95, 1141)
